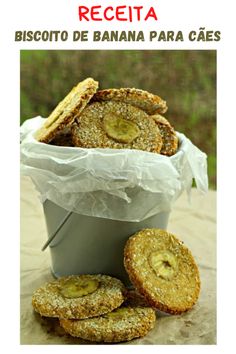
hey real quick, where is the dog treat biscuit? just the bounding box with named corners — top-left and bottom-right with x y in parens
top-left (151, 115), bottom-right (178, 156)
top-left (71, 101), bottom-right (163, 153)
top-left (60, 290), bottom-right (156, 343)
top-left (35, 78), bottom-right (98, 143)
top-left (32, 274), bottom-right (126, 319)
top-left (124, 229), bottom-right (201, 314)
top-left (92, 88), bottom-right (168, 115)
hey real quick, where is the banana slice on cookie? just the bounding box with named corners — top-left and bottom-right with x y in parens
top-left (32, 275), bottom-right (126, 319)
top-left (148, 250), bottom-right (178, 280)
top-left (103, 113), bottom-right (141, 144)
top-left (60, 290), bottom-right (156, 343)
top-left (60, 278), bottom-right (100, 298)
top-left (124, 229), bottom-right (201, 314)
top-left (71, 101), bottom-right (163, 153)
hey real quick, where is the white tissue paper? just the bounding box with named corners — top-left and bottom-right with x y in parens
top-left (20, 117), bottom-right (208, 222)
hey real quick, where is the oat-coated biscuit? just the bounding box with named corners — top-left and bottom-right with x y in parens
top-left (92, 88), bottom-right (168, 115)
top-left (71, 101), bottom-right (163, 153)
top-left (35, 78), bottom-right (98, 143)
top-left (32, 274), bottom-right (126, 319)
top-left (124, 229), bottom-right (201, 315)
top-left (151, 114), bottom-right (178, 156)
top-left (60, 290), bottom-right (156, 343)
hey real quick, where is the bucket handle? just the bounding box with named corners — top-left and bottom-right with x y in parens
top-left (41, 210), bottom-right (73, 251)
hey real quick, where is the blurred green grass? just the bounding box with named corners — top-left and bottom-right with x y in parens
top-left (20, 50), bottom-right (216, 189)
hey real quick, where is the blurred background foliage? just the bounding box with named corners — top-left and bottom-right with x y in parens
top-left (20, 50), bottom-right (216, 188)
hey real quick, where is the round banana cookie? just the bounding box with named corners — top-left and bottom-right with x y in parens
top-left (71, 101), bottom-right (163, 153)
top-left (151, 114), bottom-right (179, 156)
top-left (60, 290), bottom-right (156, 343)
top-left (32, 274), bottom-right (126, 319)
top-left (124, 229), bottom-right (201, 314)
top-left (35, 77), bottom-right (98, 144)
top-left (92, 87), bottom-right (168, 115)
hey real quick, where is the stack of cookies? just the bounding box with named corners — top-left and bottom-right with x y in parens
top-left (35, 78), bottom-right (178, 156)
top-left (32, 229), bottom-right (200, 343)
top-left (32, 274), bottom-right (156, 343)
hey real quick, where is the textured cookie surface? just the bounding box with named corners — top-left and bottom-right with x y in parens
top-left (60, 290), bottom-right (156, 343)
top-left (32, 274), bottom-right (126, 319)
top-left (124, 229), bottom-right (200, 314)
top-left (71, 101), bottom-right (163, 153)
top-left (92, 88), bottom-right (167, 115)
top-left (151, 114), bottom-right (178, 156)
top-left (35, 78), bottom-right (98, 143)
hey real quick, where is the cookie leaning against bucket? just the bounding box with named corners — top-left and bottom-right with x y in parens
top-left (92, 87), bottom-right (168, 115)
top-left (124, 229), bottom-right (201, 315)
top-left (35, 77), bottom-right (98, 144)
top-left (71, 101), bottom-right (163, 153)
top-left (151, 114), bottom-right (178, 156)
top-left (60, 290), bottom-right (156, 343)
top-left (32, 274), bottom-right (126, 319)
